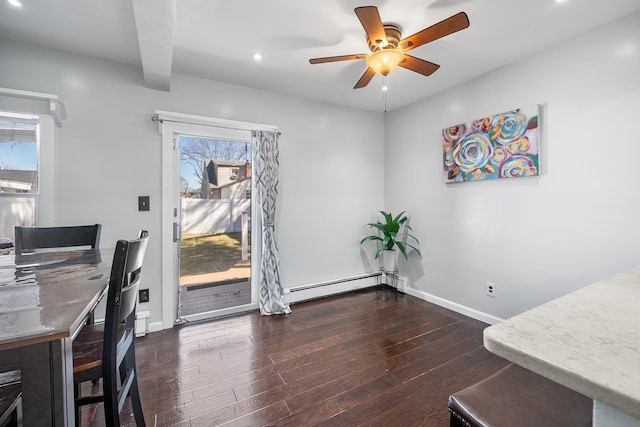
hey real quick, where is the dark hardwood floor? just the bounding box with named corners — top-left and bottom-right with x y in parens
top-left (80, 286), bottom-right (508, 426)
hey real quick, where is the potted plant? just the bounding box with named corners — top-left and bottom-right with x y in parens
top-left (360, 211), bottom-right (421, 273)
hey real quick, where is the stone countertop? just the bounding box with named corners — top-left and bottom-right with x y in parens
top-left (483, 266), bottom-right (640, 420)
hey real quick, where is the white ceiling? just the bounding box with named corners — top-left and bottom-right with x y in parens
top-left (1, 0), bottom-right (639, 112)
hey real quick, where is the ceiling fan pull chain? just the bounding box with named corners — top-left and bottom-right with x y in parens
top-left (383, 75), bottom-right (388, 113)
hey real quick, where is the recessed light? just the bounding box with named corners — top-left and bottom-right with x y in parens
top-left (252, 52), bottom-right (263, 61)
top-left (8, 0), bottom-right (22, 7)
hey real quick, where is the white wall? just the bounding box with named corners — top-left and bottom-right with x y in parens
top-left (385, 12), bottom-right (640, 320)
top-left (0, 39), bottom-right (385, 326)
top-left (3, 11), bottom-right (637, 326)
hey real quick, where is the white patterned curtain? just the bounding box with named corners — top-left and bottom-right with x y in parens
top-left (252, 130), bottom-right (291, 315)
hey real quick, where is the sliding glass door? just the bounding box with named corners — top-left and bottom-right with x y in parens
top-left (176, 135), bottom-right (254, 320)
top-left (159, 113), bottom-right (277, 328)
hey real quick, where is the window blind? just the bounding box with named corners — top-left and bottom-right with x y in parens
top-left (0, 114), bottom-right (38, 143)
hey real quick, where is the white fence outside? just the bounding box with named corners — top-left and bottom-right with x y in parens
top-left (181, 198), bottom-right (251, 235)
top-left (0, 197), bottom-right (35, 241)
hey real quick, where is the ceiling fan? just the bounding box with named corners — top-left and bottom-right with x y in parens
top-left (309, 6), bottom-right (470, 89)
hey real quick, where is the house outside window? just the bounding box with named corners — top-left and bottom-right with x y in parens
top-left (200, 160), bottom-right (251, 200)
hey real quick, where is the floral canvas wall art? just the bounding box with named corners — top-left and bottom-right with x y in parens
top-left (442, 105), bottom-right (540, 183)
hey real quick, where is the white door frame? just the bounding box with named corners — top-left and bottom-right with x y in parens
top-left (157, 111), bottom-right (277, 329)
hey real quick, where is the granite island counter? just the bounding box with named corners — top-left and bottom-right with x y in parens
top-left (483, 266), bottom-right (640, 427)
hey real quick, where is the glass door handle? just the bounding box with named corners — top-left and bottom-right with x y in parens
top-left (173, 222), bottom-right (180, 242)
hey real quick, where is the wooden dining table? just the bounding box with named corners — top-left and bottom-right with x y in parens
top-left (0, 248), bottom-right (112, 426)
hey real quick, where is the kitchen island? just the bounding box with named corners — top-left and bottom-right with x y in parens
top-left (484, 266), bottom-right (640, 426)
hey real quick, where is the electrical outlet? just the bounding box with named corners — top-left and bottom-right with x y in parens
top-left (138, 289), bottom-right (150, 303)
top-left (486, 282), bottom-right (496, 297)
top-left (138, 196), bottom-right (150, 211)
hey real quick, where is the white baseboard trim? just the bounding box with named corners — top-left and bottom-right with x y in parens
top-left (405, 286), bottom-right (504, 325)
top-left (284, 273), bottom-right (380, 304)
top-left (95, 316), bottom-right (164, 335)
top-left (141, 281), bottom-right (502, 334)
top-left (147, 320), bottom-right (164, 334)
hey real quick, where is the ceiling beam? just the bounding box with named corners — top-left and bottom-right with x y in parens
top-left (131, 0), bottom-right (176, 91)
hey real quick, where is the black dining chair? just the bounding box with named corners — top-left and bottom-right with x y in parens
top-left (0, 370), bottom-right (22, 427)
top-left (15, 224), bottom-right (103, 325)
top-left (14, 224), bottom-right (102, 255)
top-left (0, 238), bottom-right (13, 255)
top-left (72, 231), bottom-right (149, 427)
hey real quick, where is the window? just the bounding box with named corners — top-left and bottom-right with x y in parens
top-left (0, 112), bottom-right (39, 241)
top-left (229, 167), bottom-right (239, 181)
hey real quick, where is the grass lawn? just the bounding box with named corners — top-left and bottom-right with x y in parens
top-left (180, 232), bottom-right (243, 276)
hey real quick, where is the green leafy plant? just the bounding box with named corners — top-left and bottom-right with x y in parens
top-left (360, 211), bottom-right (421, 260)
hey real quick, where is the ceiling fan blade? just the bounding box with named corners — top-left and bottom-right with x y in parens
top-left (399, 12), bottom-right (470, 51)
top-left (355, 6), bottom-right (388, 48)
top-left (354, 68), bottom-right (375, 89)
top-left (309, 54), bottom-right (368, 64)
top-left (399, 55), bottom-right (440, 76)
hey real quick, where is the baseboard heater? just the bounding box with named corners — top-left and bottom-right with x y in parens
top-left (284, 272), bottom-right (381, 304)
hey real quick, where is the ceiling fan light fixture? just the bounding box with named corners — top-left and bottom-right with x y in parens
top-left (366, 49), bottom-right (404, 76)
top-left (309, 7), bottom-right (469, 89)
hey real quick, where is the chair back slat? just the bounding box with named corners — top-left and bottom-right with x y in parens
top-left (119, 272), bottom-right (141, 326)
top-left (14, 224), bottom-right (101, 254)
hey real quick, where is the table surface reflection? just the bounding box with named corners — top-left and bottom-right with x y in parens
top-left (0, 249), bottom-right (111, 350)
